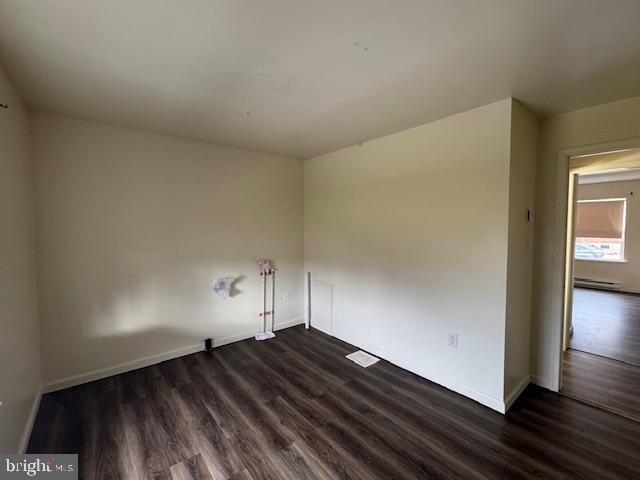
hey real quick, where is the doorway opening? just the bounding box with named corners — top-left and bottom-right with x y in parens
top-left (561, 147), bottom-right (640, 421)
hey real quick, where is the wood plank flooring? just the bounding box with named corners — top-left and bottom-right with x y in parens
top-left (563, 349), bottom-right (640, 422)
top-left (570, 287), bottom-right (640, 365)
top-left (28, 326), bottom-right (640, 479)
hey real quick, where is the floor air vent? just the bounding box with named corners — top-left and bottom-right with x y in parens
top-left (346, 350), bottom-right (380, 368)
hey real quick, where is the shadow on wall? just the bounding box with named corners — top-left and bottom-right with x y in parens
top-left (39, 257), bottom-right (302, 382)
top-left (35, 190), bottom-right (305, 381)
top-left (85, 265), bottom-right (251, 338)
top-left (230, 275), bottom-right (246, 297)
top-left (82, 326), bottom-right (206, 357)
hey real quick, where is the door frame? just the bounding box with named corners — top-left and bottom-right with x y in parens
top-left (562, 171), bottom-right (578, 353)
top-left (555, 138), bottom-right (640, 391)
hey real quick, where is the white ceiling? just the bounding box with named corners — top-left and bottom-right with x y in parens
top-left (1, 1), bottom-right (640, 158)
top-left (578, 148), bottom-right (640, 184)
top-left (579, 169), bottom-right (640, 185)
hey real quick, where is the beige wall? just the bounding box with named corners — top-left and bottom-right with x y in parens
top-left (504, 101), bottom-right (538, 401)
top-left (0, 66), bottom-right (42, 452)
top-left (304, 99), bottom-right (532, 411)
top-left (531, 95), bottom-right (640, 390)
top-left (32, 113), bottom-right (304, 386)
top-left (574, 179), bottom-right (640, 293)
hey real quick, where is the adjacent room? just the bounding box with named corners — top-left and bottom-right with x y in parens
top-left (2, 1), bottom-right (640, 478)
top-left (561, 151), bottom-right (640, 421)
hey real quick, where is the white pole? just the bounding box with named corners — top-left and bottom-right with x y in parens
top-left (305, 271), bottom-right (311, 329)
top-left (262, 272), bottom-right (267, 333)
top-left (271, 271), bottom-right (275, 332)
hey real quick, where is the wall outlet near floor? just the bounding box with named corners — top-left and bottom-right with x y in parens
top-left (447, 333), bottom-right (458, 348)
top-left (283, 292), bottom-right (290, 302)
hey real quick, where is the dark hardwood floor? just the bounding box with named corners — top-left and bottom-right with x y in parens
top-left (570, 287), bottom-right (640, 365)
top-left (563, 349), bottom-right (640, 422)
top-left (29, 326), bottom-right (640, 479)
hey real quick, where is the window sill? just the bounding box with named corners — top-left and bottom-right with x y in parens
top-left (575, 258), bottom-right (627, 264)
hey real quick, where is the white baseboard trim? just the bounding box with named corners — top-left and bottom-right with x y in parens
top-left (43, 317), bottom-right (304, 393)
top-left (329, 329), bottom-right (506, 413)
top-left (210, 317), bottom-right (304, 348)
top-left (19, 386), bottom-right (42, 454)
top-left (43, 344), bottom-right (203, 393)
top-left (504, 375), bottom-right (530, 412)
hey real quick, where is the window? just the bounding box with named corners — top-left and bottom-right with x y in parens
top-left (574, 198), bottom-right (627, 261)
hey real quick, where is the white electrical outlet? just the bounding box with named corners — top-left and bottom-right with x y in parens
top-left (283, 292), bottom-right (290, 302)
top-left (448, 333), bottom-right (458, 348)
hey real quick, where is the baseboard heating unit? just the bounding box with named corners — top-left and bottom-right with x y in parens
top-left (574, 278), bottom-right (622, 291)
